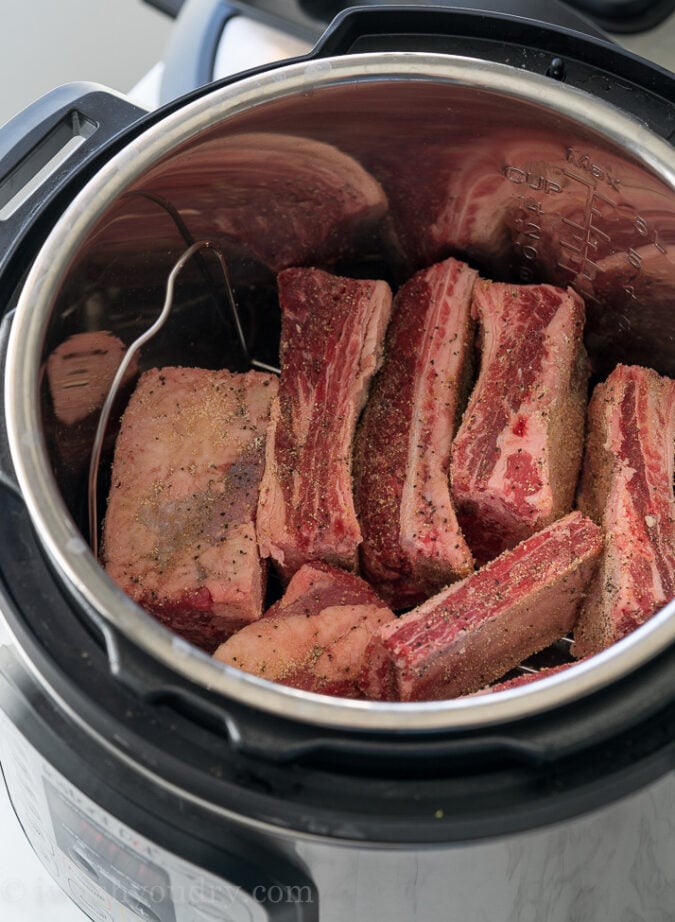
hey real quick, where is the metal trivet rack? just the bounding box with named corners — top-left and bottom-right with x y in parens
top-left (87, 240), bottom-right (279, 560)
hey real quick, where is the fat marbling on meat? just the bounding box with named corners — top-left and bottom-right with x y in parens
top-left (354, 256), bottom-right (476, 608)
top-left (214, 562), bottom-right (394, 697)
top-left (103, 366), bottom-right (277, 650)
top-left (574, 364), bottom-right (675, 656)
top-left (263, 559), bottom-right (384, 620)
top-left (451, 281), bottom-right (589, 563)
top-left (360, 511), bottom-right (603, 701)
top-left (257, 268), bottom-right (393, 581)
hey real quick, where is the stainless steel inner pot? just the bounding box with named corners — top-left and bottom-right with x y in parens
top-left (5, 53), bottom-right (675, 732)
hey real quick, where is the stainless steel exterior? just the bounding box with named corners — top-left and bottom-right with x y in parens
top-left (2, 693), bottom-right (675, 921)
top-left (5, 53), bottom-right (675, 732)
top-left (292, 777), bottom-right (675, 922)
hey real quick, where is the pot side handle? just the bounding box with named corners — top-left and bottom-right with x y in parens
top-left (0, 83), bottom-right (147, 284)
top-left (87, 612), bottom-right (547, 766)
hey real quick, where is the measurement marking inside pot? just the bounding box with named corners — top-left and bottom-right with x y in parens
top-left (562, 217), bottom-right (585, 234)
top-left (560, 238), bottom-right (584, 253)
top-left (556, 167), bottom-right (624, 303)
top-left (579, 260), bottom-right (601, 282)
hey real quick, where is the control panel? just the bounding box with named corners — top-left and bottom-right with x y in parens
top-left (0, 708), bottom-right (267, 922)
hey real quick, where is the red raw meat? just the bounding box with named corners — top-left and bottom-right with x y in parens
top-left (574, 364), bottom-right (675, 656)
top-left (103, 367), bottom-right (277, 650)
top-left (257, 268), bottom-right (393, 581)
top-left (359, 511), bottom-right (603, 701)
top-left (451, 281), bottom-right (589, 563)
top-left (264, 560), bottom-right (384, 620)
top-left (214, 563), bottom-right (394, 697)
top-left (354, 256), bottom-right (477, 607)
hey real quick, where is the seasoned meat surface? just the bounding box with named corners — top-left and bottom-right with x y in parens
top-left (574, 364), bottom-right (675, 656)
top-left (451, 281), bottom-right (589, 562)
top-left (354, 256), bottom-right (476, 608)
top-left (360, 512), bottom-right (603, 701)
top-left (257, 268), bottom-right (393, 581)
top-left (264, 560), bottom-right (384, 620)
top-left (214, 562), bottom-right (394, 697)
top-left (103, 366), bottom-right (277, 650)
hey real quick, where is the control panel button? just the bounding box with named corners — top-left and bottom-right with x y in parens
top-left (123, 893), bottom-right (162, 921)
top-left (68, 844), bottom-right (100, 881)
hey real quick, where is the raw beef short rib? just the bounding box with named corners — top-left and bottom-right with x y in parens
top-left (103, 367), bottom-right (277, 650)
top-left (451, 281), bottom-right (589, 563)
top-left (354, 256), bottom-right (476, 607)
top-left (574, 364), bottom-right (675, 656)
top-left (360, 512), bottom-right (603, 701)
top-left (257, 268), bottom-right (393, 581)
top-left (263, 560), bottom-right (384, 619)
top-left (214, 562), bottom-right (394, 697)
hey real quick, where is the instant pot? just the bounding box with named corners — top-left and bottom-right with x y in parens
top-left (1, 4), bottom-right (675, 920)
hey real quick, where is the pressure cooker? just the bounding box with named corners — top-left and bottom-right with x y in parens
top-left (0, 4), bottom-right (674, 920)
